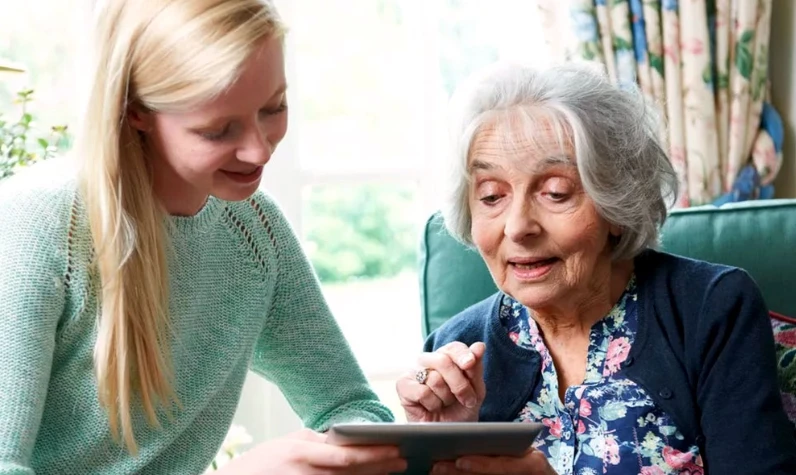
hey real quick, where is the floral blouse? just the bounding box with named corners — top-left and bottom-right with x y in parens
top-left (500, 277), bottom-right (704, 475)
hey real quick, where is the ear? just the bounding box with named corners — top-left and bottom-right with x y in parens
top-left (127, 103), bottom-right (153, 132)
top-left (609, 224), bottom-right (622, 238)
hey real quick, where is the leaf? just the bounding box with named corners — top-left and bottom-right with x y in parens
top-left (15, 89), bottom-right (34, 101)
top-left (702, 64), bottom-right (714, 86)
top-left (739, 29), bottom-right (755, 45)
top-left (717, 73), bottom-right (730, 89)
top-left (613, 36), bottom-right (633, 52)
top-left (581, 44), bottom-right (597, 61)
top-left (660, 425), bottom-right (677, 436)
top-left (598, 401), bottom-right (628, 421)
top-left (21, 113), bottom-right (33, 126)
top-left (649, 53), bottom-right (664, 76)
top-left (582, 42), bottom-right (599, 61)
top-left (581, 442), bottom-right (595, 456)
top-left (734, 30), bottom-right (754, 80)
top-left (37, 138), bottom-right (48, 149)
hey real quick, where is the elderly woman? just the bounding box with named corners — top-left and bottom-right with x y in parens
top-left (396, 63), bottom-right (796, 475)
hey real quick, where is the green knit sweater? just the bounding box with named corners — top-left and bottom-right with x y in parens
top-left (0, 162), bottom-right (393, 474)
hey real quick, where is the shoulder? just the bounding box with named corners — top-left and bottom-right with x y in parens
top-left (0, 158), bottom-right (80, 241)
top-left (425, 292), bottom-right (501, 351)
top-left (223, 189), bottom-right (293, 237)
top-left (636, 249), bottom-right (759, 309)
top-left (636, 249), bottom-right (766, 343)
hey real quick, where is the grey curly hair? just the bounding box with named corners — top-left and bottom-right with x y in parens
top-left (441, 62), bottom-right (679, 260)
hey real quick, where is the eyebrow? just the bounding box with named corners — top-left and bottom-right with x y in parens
top-left (468, 154), bottom-right (576, 174)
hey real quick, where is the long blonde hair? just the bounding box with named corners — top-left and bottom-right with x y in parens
top-left (75, 0), bottom-right (285, 454)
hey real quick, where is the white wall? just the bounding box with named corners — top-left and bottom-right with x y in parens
top-left (770, 0), bottom-right (796, 198)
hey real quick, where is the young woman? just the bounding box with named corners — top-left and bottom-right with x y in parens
top-left (0, 1), bottom-right (405, 473)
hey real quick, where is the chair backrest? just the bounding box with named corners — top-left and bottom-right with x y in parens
top-left (418, 198), bottom-right (796, 427)
top-left (419, 199), bottom-right (796, 336)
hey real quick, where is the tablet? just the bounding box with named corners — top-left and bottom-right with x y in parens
top-left (327, 422), bottom-right (543, 474)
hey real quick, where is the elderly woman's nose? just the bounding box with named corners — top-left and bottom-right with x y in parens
top-left (503, 199), bottom-right (541, 242)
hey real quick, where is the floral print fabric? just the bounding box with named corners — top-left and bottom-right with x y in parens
top-left (533, 0), bottom-right (780, 207)
top-left (771, 316), bottom-right (796, 428)
top-left (500, 277), bottom-right (703, 474)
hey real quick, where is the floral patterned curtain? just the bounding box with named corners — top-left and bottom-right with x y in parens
top-left (535, 0), bottom-right (783, 207)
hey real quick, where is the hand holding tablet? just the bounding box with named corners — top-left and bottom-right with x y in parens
top-left (327, 422), bottom-right (544, 474)
top-left (348, 341), bottom-right (554, 474)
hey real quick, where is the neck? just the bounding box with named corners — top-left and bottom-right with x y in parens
top-left (531, 258), bottom-right (634, 340)
top-left (151, 162), bottom-right (208, 217)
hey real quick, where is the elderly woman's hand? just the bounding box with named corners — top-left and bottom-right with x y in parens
top-left (396, 341), bottom-right (486, 422)
top-left (430, 447), bottom-right (556, 475)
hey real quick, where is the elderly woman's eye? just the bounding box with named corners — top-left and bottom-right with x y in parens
top-left (479, 195), bottom-right (502, 205)
top-left (546, 192), bottom-right (569, 201)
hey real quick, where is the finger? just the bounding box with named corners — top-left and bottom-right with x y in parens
top-left (418, 351), bottom-right (478, 408)
top-left (423, 369), bottom-right (457, 407)
top-left (292, 428), bottom-right (327, 442)
top-left (465, 343), bottom-right (486, 402)
top-left (303, 443), bottom-right (402, 468)
top-left (438, 341), bottom-right (479, 370)
top-left (454, 448), bottom-right (549, 475)
top-left (431, 461), bottom-right (468, 475)
top-left (469, 342), bottom-right (486, 360)
top-left (344, 457), bottom-right (409, 475)
top-left (396, 374), bottom-right (446, 414)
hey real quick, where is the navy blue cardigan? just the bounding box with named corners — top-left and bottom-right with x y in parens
top-left (425, 250), bottom-right (796, 474)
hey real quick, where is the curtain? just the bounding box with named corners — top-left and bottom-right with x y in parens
top-left (535, 0), bottom-right (783, 207)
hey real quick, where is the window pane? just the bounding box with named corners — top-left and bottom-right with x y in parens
top-left (0, 2), bottom-right (83, 133)
top-left (288, 0), bottom-right (426, 172)
top-left (280, 0), bottom-right (547, 174)
top-left (302, 182), bottom-right (424, 374)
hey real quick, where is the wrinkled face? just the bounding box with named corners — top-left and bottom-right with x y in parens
top-left (468, 112), bottom-right (617, 311)
top-left (130, 37), bottom-right (288, 214)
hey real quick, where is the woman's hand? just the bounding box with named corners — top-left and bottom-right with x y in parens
top-left (216, 428), bottom-right (406, 474)
top-left (431, 447), bottom-right (556, 475)
top-left (396, 341), bottom-right (486, 422)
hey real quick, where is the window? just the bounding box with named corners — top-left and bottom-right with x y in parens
top-left (266, 0), bottom-right (549, 429)
top-left (0, 1), bottom-right (86, 158)
top-left (2, 0), bottom-right (548, 444)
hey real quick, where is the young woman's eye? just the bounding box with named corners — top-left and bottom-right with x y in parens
top-left (200, 125), bottom-right (230, 141)
top-left (261, 103), bottom-right (288, 116)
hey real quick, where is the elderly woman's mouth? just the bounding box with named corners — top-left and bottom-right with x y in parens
top-left (508, 257), bottom-right (560, 280)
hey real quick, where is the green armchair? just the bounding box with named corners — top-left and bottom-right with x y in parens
top-left (418, 199), bottom-right (796, 425)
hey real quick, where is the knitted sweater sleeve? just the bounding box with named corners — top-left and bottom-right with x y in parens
top-left (0, 181), bottom-right (70, 474)
top-left (248, 194), bottom-right (394, 430)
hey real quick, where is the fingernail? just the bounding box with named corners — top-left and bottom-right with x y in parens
top-left (465, 397), bottom-right (477, 408)
top-left (456, 459), bottom-right (472, 471)
top-left (433, 464), bottom-right (448, 474)
top-left (459, 353), bottom-right (474, 365)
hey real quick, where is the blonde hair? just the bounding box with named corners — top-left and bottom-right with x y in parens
top-left (75, 0), bottom-right (285, 454)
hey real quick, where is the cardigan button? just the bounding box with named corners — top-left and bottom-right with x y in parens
top-left (658, 388), bottom-right (673, 399)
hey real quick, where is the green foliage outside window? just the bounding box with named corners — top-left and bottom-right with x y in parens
top-left (0, 88), bottom-right (70, 180)
top-left (304, 184), bottom-right (418, 283)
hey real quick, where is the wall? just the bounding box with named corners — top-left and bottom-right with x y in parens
top-left (771, 0), bottom-right (796, 198)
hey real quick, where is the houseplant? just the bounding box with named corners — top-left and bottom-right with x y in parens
top-left (0, 88), bottom-right (69, 180)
